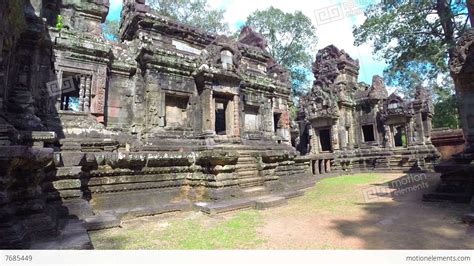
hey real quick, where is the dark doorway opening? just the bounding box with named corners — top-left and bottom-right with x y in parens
top-left (362, 124), bottom-right (375, 142)
top-left (319, 128), bottom-right (332, 152)
top-left (273, 113), bottom-right (281, 132)
top-left (394, 126), bottom-right (407, 147)
top-left (215, 100), bottom-right (227, 135)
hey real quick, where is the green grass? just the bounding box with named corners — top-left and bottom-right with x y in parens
top-left (90, 210), bottom-right (265, 250)
top-left (159, 211), bottom-right (264, 249)
top-left (90, 173), bottom-right (384, 249)
top-left (287, 173), bottom-right (382, 214)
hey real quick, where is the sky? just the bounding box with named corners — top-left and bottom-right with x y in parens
top-left (107, 0), bottom-right (386, 85)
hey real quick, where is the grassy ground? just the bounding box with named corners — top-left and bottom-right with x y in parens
top-left (89, 173), bottom-right (474, 249)
top-left (90, 210), bottom-right (264, 249)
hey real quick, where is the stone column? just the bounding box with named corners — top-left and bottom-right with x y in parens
top-left (55, 70), bottom-right (63, 110)
top-left (385, 125), bottom-right (393, 148)
top-left (233, 94), bottom-right (240, 136)
top-left (424, 116), bottom-right (432, 143)
top-left (201, 82), bottom-right (214, 133)
top-left (319, 160), bottom-right (325, 174)
top-left (312, 127), bottom-right (319, 154)
top-left (84, 75), bottom-right (91, 112)
top-left (406, 120), bottom-right (414, 146)
top-left (225, 98), bottom-right (235, 136)
top-left (331, 124), bottom-right (339, 150)
top-left (79, 75), bottom-right (86, 111)
top-left (414, 109), bottom-right (425, 145)
top-left (313, 160), bottom-right (319, 175)
top-left (339, 125), bottom-right (347, 149)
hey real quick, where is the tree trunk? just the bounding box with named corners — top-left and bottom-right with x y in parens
top-left (436, 0), bottom-right (456, 59)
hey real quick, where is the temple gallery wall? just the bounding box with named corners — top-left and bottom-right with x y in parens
top-left (0, 0), bottom-right (444, 249)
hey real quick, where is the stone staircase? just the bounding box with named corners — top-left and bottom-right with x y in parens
top-left (236, 152), bottom-right (265, 189)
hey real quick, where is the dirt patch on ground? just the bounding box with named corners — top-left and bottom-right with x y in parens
top-left (258, 173), bottom-right (474, 249)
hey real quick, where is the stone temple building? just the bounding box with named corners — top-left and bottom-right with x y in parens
top-left (0, 0), bottom-right (313, 248)
top-left (0, 0), bottom-right (440, 249)
top-left (296, 45), bottom-right (440, 175)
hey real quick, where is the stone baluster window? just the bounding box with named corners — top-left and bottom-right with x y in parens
top-left (60, 73), bottom-right (92, 112)
top-left (220, 50), bottom-right (233, 70)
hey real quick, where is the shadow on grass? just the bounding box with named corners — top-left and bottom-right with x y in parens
top-left (330, 173), bottom-right (474, 249)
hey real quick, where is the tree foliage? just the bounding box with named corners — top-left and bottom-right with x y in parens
top-left (243, 7), bottom-right (317, 98)
top-left (353, 0), bottom-right (469, 97)
top-left (432, 75), bottom-right (460, 128)
top-left (433, 94), bottom-right (460, 128)
top-left (148, 0), bottom-right (229, 34)
top-left (353, 0), bottom-right (468, 129)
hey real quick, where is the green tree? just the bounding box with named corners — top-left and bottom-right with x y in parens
top-left (102, 19), bottom-right (120, 41)
top-left (432, 76), bottom-right (460, 128)
top-left (148, 0), bottom-right (229, 34)
top-left (353, 0), bottom-right (469, 97)
top-left (433, 95), bottom-right (460, 128)
top-left (242, 7), bottom-right (317, 98)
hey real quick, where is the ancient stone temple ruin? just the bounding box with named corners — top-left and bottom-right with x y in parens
top-left (0, 0), bottom-right (313, 248)
top-left (0, 0), bottom-right (441, 249)
top-left (296, 45), bottom-right (440, 175)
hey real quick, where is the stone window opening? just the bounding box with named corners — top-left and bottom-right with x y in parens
top-left (165, 94), bottom-right (190, 128)
top-left (388, 101), bottom-right (400, 109)
top-left (220, 50), bottom-right (233, 70)
top-left (60, 73), bottom-right (91, 112)
top-left (393, 125), bottom-right (407, 147)
top-left (362, 103), bottom-right (371, 114)
top-left (319, 128), bottom-right (332, 152)
top-left (244, 105), bottom-right (259, 132)
top-left (362, 124), bottom-right (375, 142)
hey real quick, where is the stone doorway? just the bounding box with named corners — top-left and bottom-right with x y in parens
top-left (393, 125), bottom-right (407, 147)
top-left (319, 128), bottom-right (332, 152)
top-left (215, 100), bottom-right (227, 135)
top-left (213, 94), bottom-right (236, 136)
top-left (362, 124), bottom-right (375, 142)
top-left (273, 113), bottom-right (281, 133)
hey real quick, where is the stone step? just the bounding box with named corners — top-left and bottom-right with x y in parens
top-left (237, 170), bottom-right (259, 177)
top-left (254, 196), bottom-right (287, 210)
top-left (235, 163), bottom-right (258, 169)
top-left (84, 214), bottom-right (121, 231)
top-left (422, 192), bottom-right (472, 203)
top-left (237, 157), bottom-right (258, 163)
top-left (195, 191), bottom-right (304, 215)
top-left (280, 190), bottom-right (305, 199)
top-left (239, 177), bottom-right (264, 185)
top-left (242, 186), bottom-right (267, 197)
top-left (240, 183), bottom-right (264, 189)
top-left (195, 198), bottom-right (254, 215)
